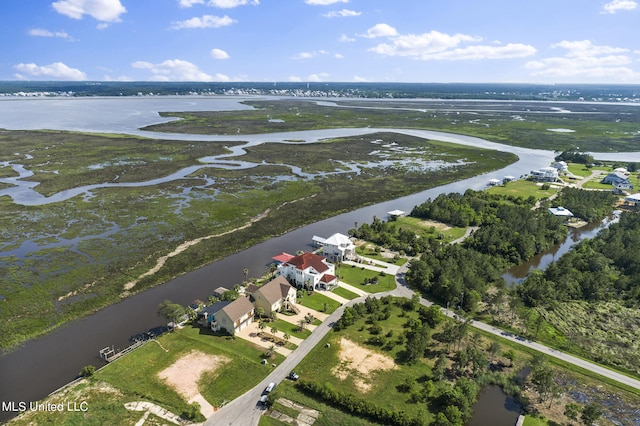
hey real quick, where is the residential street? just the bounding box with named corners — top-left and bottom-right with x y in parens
top-left (205, 259), bottom-right (640, 426)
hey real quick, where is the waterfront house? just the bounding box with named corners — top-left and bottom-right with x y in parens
top-left (212, 296), bottom-right (255, 335)
top-left (275, 252), bottom-right (337, 290)
top-left (247, 275), bottom-right (297, 316)
top-left (531, 167), bottom-right (559, 182)
top-left (312, 232), bottom-right (356, 262)
top-left (197, 301), bottom-right (230, 328)
top-left (552, 161), bottom-right (568, 173)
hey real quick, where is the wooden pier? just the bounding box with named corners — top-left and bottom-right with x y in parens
top-left (100, 339), bottom-right (147, 362)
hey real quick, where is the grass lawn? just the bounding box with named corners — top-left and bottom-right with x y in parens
top-left (354, 246), bottom-right (409, 265)
top-left (332, 286), bottom-right (360, 300)
top-left (338, 264), bottom-right (396, 293)
top-left (486, 179), bottom-right (558, 200)
top-left (10, 324), bottom-right (284, 425)
top-left (270, 318), bottom-right (312, 339)
top-left (272, 298), bottom-right (437, 424)
top-left (394, 215), bottom-right (468, 241)
top-left (523, 415), bottom-right (548, 426)
top-left (297, 291), bottom-right (341, 314)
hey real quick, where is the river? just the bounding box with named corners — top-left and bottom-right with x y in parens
top-left (0, 96), bottom-right (639, 423)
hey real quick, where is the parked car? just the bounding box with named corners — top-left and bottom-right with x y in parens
top-left (264, 382), bottom-right (276, 393)
top-left (259, 395), bottom-right (268, 405)
top-left (288, 371), bottom-right (299, 381)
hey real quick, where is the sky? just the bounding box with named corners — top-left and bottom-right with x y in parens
top-left (1, 0), bottom-right (639, 84)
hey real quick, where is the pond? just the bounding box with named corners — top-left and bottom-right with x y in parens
top-left (468, 385), bottom-right (522, 426)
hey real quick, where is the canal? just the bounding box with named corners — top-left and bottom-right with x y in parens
top-left (0, 96), bottom-right (637, 423)
top-left (0, 138), bottom-right (553, 423)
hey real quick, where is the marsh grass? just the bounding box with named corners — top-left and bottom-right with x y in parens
top-left (1, 128), bottom-right (514, 351)
top-left (142, 99), bottom-right (640, 152)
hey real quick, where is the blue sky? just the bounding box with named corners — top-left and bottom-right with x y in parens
top-left (2, 0), bottom-right (639, 83)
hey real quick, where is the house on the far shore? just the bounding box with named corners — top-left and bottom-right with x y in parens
top-left (246, 275), bottom-right (297, 316)
top-left (275, 251), bottom-right (338, 290)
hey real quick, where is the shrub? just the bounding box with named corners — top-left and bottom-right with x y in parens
top-left (79, 365), bottom-right (95, 378)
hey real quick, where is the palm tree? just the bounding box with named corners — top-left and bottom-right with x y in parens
top-left (283, 332), bottom-right (291, 343)
top-left (258, 321), bottom-right (267, 332)
top-left (298, 319), bottom-right (306, 332)
top-left (270, 325), bottom-right (278, 335)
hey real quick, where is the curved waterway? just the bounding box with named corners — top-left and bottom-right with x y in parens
top-left (503, 211), bottom-right (621, 284)
top-left (0, 96), bottom-right (639, 422)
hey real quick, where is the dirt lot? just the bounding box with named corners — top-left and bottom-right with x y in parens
top-left (331, 338), bottom-right (396, 392)
top-left (157, 350), bottom-right (230, 401)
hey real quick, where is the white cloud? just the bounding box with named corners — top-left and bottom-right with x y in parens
top-left (293, 50), bottom-right (328, 59)
top-left (207, 0), bottom-right (259, 7)
top-left (14, 62), bottom-right (87, 80)
top-left (171, 15), bottom-right (236, 29)
top-left (551, 40), bottom-right (628, 57)
top-left (323, 9), bottom-right (360, 18)
top-left (525, 40), bottom-right (639, 81)
top-left (602, 0), bottom-right (637, 13)
top-left (307, 72), bottom-right (329, 82)
top-left (362, 23), bottom-right (398, 38)
top-left (369, 30), bottom-right (479, 56)
top-left (353, 75), bottom-right (369, 82)
top-left (421, 43), bottom-right (537, 61)
top-left (339, 34), bottom-right (355, 42)
top-left (211, 48), bottom-right (230, 59)
top-left (28, 28), bottom-right (73, 40)
top-left (51, 0), bottom-right (126, 22)
top-left (367, 29), bottom-right (535, 61)
top-left (132, 59), bottom-right (229, 81)
top-left (334, 53), bottom-right (344, 59)
top-left (288, 75), bottom-right (302, 82)
top-left (179, 0), bottom-right (204, 6)
top-left (305, 0), bottom-right (347, 5)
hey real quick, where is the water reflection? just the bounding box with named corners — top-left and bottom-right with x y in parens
top-left (503, 211), bottom-right (621, 285)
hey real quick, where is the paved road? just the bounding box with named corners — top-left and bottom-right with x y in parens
top-left (204, 294), bottom-right (368, 426)
top-left (205, 259), bottom-right (640, 425)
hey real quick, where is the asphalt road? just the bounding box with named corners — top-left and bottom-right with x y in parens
top-left (205, 263), bottom-right (640, 425)
top-left (203, 296), bottom-right (365, 426)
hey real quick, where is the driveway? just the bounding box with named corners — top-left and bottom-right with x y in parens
top-left (235, 321), bottom-right (304, 357)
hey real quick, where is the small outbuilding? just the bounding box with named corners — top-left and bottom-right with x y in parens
top-left (548, 206), bottom-right (574, 217)
top-left (387, 209), bottom-right (406, 218)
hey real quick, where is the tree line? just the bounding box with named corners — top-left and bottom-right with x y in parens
top-left (518, 211), bottom-right (640, 308)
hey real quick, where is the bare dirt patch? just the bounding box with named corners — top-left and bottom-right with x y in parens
top-left (331, 338), bottom-right (396, 393)
top-left (417, 219), bottom-right (451, 231)
top-left (157, 350), bottom-right (230, 400)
